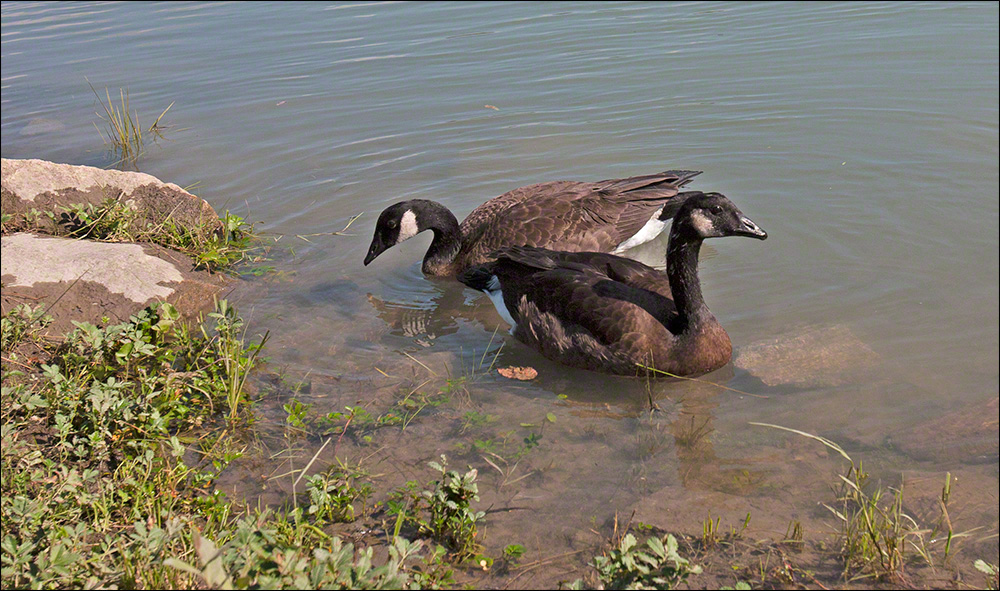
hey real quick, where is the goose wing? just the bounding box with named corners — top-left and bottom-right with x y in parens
top-left (475, 247), bottom-right (678, 344)
top-left (458, 170), bottom-right (701, 263)
top-left (459, 180), bottom-right (585, 235)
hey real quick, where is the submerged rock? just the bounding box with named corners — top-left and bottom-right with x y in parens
top-left (734, 324), bottom-right (879, 388)
top-left (887, 398), bottom-right (999, 465)
top-left (19, 118), bottom-right (66, 136)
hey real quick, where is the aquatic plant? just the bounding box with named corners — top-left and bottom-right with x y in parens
top-left (751, 422), bottom-right (962, 582)
top-left (575, 532), bottom-right (702, 590)
top-left (88, 80), bottom-right (172, 168)
top-left (387, 455), bottom-right (486, 559)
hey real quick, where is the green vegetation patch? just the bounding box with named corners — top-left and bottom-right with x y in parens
top-left (0, 299), bottom-right (464, 589)
top-left (59, 199), bottom-right (269, 274)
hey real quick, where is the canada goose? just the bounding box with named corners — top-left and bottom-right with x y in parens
top-left (363, 170), bottom-right (702, 276)
top-left (458, 192), bottom-right (767, 377)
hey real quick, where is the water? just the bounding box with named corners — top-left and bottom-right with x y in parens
top-left (3, 1), bottom-right (997, 583)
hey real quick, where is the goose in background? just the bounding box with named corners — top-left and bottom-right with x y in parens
top-left (364, 169), bottom-right (702, 276)
top-left (458, 192), bottom-right (767, 377)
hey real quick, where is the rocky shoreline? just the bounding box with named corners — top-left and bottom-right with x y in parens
top-left (1, 158), bottom-right (230, 333)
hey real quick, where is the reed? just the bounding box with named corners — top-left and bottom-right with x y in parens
top-left (750, 422), bottom-right (958, 582)
top-left (88, 79), bottom-right (173, 167)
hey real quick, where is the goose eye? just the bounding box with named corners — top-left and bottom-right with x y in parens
top-left (709, 205), bottom-right (723, 215)
top-left (387, 220), bottom-right (397, 229)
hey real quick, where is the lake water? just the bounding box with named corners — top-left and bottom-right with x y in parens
top-left (2, 1), bottom-right (997, 585)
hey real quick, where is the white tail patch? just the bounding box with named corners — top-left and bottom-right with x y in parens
top-left (396, 209), bottom-right (420, 243)
top-left (612, 209), bottom-right (668, 253)
top-left (484, 275), bottom-right (517, 333)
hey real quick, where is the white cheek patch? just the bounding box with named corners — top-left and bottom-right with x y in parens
top-left (690, 210), bottom-right (715, 237)
top-left (396, 210), bottom-right (419, 243)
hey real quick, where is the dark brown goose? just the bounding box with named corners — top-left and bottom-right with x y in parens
top-left (363, 169), bottom-right (701, 276)
top-left (458, 192), bottom-right (767, 377)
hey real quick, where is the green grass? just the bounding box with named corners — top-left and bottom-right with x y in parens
top-left (0, 299), bottom-right (464, 590)
top-left (750, 422), bottom-right (967, 583)
top-left (88, 80), bottom-right (173, 168)
top-left (60, 198), bottom-right (269, 273)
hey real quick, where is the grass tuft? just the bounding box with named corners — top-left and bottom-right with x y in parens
top-left (60, 197), bottom-right (269, 274)
top-left (88, 79), bottom-right (173, 168)
top-left (750, 422), bottom-right (963, 582)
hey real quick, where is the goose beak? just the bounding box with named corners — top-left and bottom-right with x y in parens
top-left (364, 236), bottom-right (387, 265)
top-left (736, 215), bottom-right (767, 240)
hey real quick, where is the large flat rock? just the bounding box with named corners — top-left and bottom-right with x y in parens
top-left (2, 233), bottom-right (229, 334)
top-left (1, 158), bottom-right (221, 237)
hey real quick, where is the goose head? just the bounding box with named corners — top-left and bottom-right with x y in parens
top-left (673, 192), bottom-right (768, 241)
top-left (364, 201), bottom-right (425, 266)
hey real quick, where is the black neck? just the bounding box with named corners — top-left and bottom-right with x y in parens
top-left (665, 229), bottom-right (711, 333)
top-left (414, 201), bottom-right (462, 273)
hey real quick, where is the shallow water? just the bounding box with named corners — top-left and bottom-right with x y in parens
top-left (3, 1), bottom-right (997, 583)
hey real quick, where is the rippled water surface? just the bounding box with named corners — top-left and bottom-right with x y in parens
top-left (3, 1), bottom-right (997, 584)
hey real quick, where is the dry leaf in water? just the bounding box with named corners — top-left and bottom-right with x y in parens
top-left (497, 366), bottom-right (537, 380)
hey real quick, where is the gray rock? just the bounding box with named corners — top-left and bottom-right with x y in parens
top-left (3, 233), bottom-right (184, 303)
top-left (1, 159), bottom-right (233, 334)
top-left (1, 158), bottom-right (221, 237)
top-left (2, 232), bottom-right (230, 335)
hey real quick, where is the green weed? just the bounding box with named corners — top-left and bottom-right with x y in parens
top-left (161, 514), bottom-right (432, 589)
top-left (88, 80), bottom-right (173, 168)
top-left (1, 298), bottom-right (463, 590)
top-left (0, 303), bottom-right (51, 353)
top-left (200, 299), bottom-right (269, 423)
top-left (751, 422), bottom-right (958, 582)
top-left (502, 543), bottom-right (526, 563)
top-left (459, 410), bottom-right (495, 433)
top-left (574, 532), bottom-right (702, 590)
top-left (302, 459), bottom-right (373, 524)
top-left (60, 198), bottom-right (267, 274)
top-left (387, 455), bottom-right (485, 559)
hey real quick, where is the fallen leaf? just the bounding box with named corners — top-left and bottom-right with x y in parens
top-left (484, 104), bottom-right (500, 110)
top-left (498, 366), bottom-right (537, 380)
